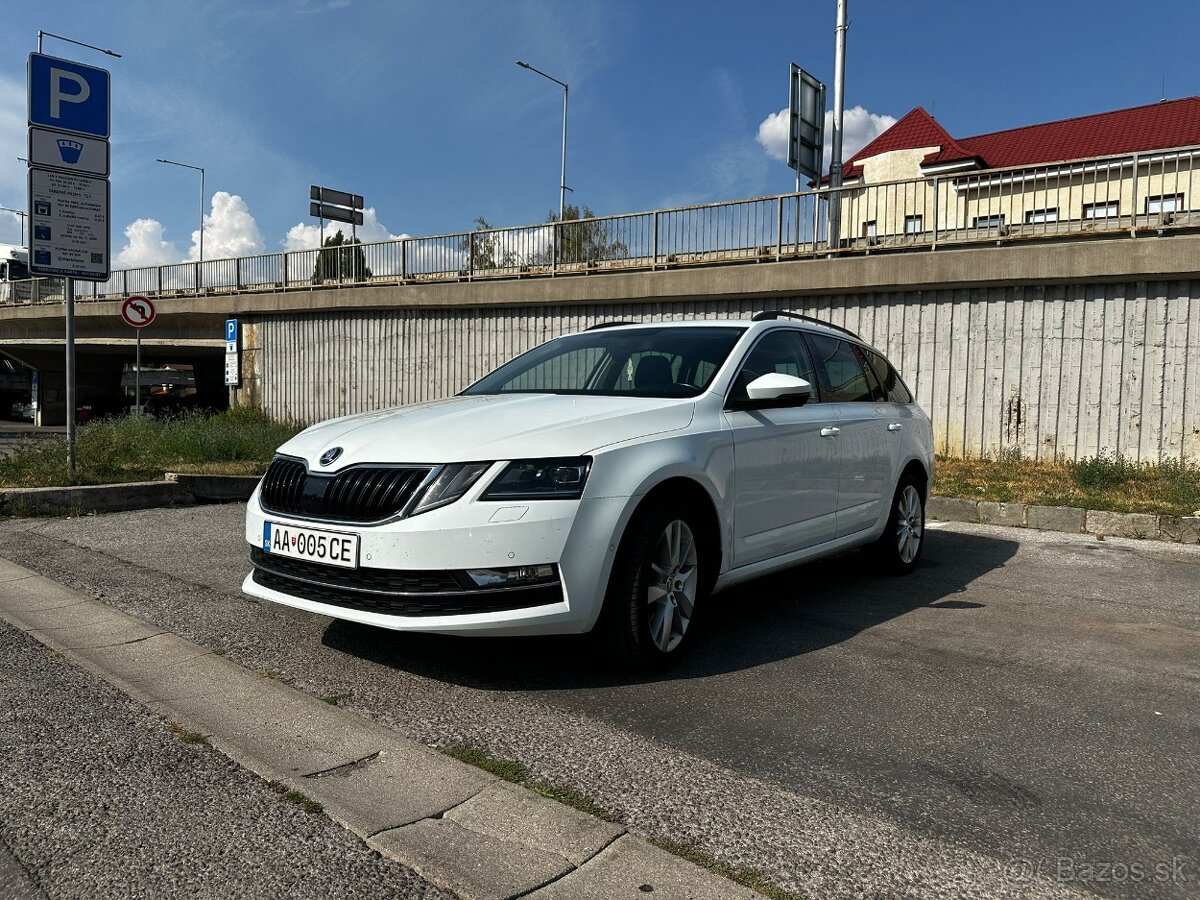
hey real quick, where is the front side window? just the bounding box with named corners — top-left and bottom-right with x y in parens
top-left (463, 326), bottom-right (746, 399)
top-left (806, 333), bottom-right (874, 402)
top-left (728, 330), bottom-right (818, 403)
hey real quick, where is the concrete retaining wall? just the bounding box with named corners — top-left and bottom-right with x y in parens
top-left (249, 276), bottom-right (1200, 462)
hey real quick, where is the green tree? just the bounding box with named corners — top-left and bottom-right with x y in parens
top-left (533, 205), bottom-right (629, 267)
top-left (458, 216), bottom-right (521, 273)
top-left (312, 230), bottom-right (372, 283)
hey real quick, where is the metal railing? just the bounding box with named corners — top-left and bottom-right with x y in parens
top-left (3, 145), bottom-right (1197, 307)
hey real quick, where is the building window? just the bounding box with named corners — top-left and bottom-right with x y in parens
top-left (861, 220), bottom-right (877, 239)
top-left (1084, 201), bottom-right (1119, 219)
top-left (1025, 208), bottom-right (1058, 224)
top-left (973, 214), bottom-right (1005, 229)
top-left (904, 215), bottom-right (923, 234)
top-left (1145, 193), bottom-right (1184, 214)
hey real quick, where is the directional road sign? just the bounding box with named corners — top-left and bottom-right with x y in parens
top-left (28, 53), bottom-right (111, 138)
top-left (121, 296), bottom-right (156, 328)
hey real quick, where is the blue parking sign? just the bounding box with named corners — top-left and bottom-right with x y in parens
top-left (226, 319), bottom-right (238, 342)
top-left (28, 53), bottom-right (111, 138)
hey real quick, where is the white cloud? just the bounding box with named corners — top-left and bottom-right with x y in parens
top-left (0, 210), bottom-right (23, 246)
top-left (189, 192), bottom-right (264, 260)
top-left (0, 76), bottom-right (25, 200)
top-left (282, 207), bottom-right (404, 251)
top-left (114, 218), bottom-right (183, 268)
top-left (756, 105), bottom-right (898, 174)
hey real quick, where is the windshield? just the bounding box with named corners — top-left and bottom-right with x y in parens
top-left (463, 326), bottom-right (746, 398)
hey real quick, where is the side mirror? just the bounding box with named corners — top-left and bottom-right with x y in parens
top-left (740, 373), bottom-right (812, 407)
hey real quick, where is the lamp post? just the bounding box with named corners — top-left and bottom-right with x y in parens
top-left (156, 158), bottom-right (206, 261)
top-left (0, 206), bottom-right (26, 244)
top-left (516, 60), bottom-right (569, 222)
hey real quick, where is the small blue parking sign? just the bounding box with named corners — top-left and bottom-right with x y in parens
top-left (225, 319), bottom-right (238, 342)
top-left (28, 53), bottom-right (110, 138)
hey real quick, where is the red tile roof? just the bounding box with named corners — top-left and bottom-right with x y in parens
top-left (837, 97), bottom-right (1200, 179)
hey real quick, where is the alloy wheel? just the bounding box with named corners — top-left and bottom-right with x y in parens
top-left (896, 484), bottom-right (923, 564)
top-left (646, 519), bottom-right (698, 653)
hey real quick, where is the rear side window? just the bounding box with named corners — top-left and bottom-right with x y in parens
top-left (862, 348), bottom-right (913, 404)
top-left (805, 333), bottom-right (873, 402)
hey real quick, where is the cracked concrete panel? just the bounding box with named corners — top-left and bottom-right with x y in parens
top-left (444, 782), bottom-right (623, 868)
top-left (298, 746), bottom-right (496, 838)
top-left (372, 818), bottom-right (572, 900)
top-left (525, 835), bottom-right (758, 900)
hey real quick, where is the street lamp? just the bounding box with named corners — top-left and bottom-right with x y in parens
top-left (156, 158), bottom-right (206, 261)
top-left (516, 60), bottom-right (570, 221)
top-left (0, 206), bottom-right (26, 244)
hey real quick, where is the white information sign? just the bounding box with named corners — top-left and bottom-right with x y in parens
top-left (29, 126), bottom-right (110, 177)
top-left (224, 354), bottom-right (240, 386)
top-left (28, 167), bottom-right (110, 280)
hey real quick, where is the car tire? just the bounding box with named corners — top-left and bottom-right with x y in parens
top-left (602, 503), bottom-right (708, 670)
top-left (872, 474), bottom-right (926, 575)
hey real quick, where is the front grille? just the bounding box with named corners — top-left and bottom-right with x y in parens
top-left (249, 568), bottom-right (563, 617)
top-left (250, 546), bottom-right (466, 593)
top-left (259, 456), bottom-right (433, 523)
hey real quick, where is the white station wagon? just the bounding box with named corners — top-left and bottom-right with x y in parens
top-left (244, 313), bottom-right (935, 667)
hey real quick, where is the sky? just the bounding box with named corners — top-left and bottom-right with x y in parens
top-left (3, 0), bottom-right (1198, 267)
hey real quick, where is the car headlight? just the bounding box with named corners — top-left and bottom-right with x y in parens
top-left (481, 457), bottom-right (592, 501)
top-left (410, 462), bottom-right (492, 515)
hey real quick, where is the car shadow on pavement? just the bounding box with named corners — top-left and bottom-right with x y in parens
top-left (320, 528), bottom-right (1018, 689)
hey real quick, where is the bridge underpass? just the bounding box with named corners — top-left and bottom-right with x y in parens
top-left (1, 234), bottom-right (1198, 459)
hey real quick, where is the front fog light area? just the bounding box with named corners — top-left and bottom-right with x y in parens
top-left (465, 564), bottom-right (557, 588)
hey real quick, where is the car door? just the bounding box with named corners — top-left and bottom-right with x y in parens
top-left (723, 329), bottom-right (840, 568)
top-left (804, 332), bottom-right (892, 538)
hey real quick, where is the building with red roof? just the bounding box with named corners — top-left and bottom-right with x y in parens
top-left (829, 98), bottom-right (1200, 245)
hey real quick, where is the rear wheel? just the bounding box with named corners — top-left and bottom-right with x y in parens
top-left (872, 475), bottom-right (926, 575)
top-left (603, 505), bottom-right (707, 669)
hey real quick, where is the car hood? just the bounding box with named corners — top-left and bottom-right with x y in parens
top-left (277, 393), bottom-right (696, 466)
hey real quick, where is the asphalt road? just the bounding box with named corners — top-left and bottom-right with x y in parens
top-left (0, 621), bottom-right (449, 900)
top-left (0, 506), bottom-right (1196, 900)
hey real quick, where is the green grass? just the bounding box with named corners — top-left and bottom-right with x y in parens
top-left (0, 407), bottom-right (300, 488)
top-left (166, 722), bottom-right (209, 746)
top-left (934, 450), bottom-right (1200, 516)
top-left (648, 836), bottom-right (806, 900)
top-left (440, 743), bottom-right (622, 823)
top-left (267, 781), bottom-right (324, 814)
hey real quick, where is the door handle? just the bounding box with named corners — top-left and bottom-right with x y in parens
top-left (887, 423), bottom-right (903, 432)
top-left (820, 426), bottom-right (840, 437)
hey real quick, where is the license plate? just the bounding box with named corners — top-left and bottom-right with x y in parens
top-left (263, 521), bottom-right (359, 569)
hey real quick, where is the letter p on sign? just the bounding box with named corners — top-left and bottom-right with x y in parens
top-left (50, 68), bottom-right (90, 119)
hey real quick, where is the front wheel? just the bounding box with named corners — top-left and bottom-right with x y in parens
top-left (872, 476), bottom-right (926, 575)
top-left (603, 507), bottom-right (707, 669)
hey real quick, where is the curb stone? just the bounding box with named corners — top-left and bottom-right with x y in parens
top-left (0, 558), bottom-right (757, 900)
top-left (928, 495), bottom-right (1200, 544)
top-left (0, 474), bottom-right (259, 517)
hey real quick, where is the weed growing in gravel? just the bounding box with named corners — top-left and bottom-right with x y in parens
top-left (440, 744), bottom-right (622, 823)
top-left (321, 692), bottom-right (352, 706)
top-left (267, 781), bottom-right (323, 814)
top-left (934, 450), bottom-right (1200, 516)
top-left (166, 722), bottom-right (209, 746)
top-left (648, 836), bottom-right (807, 900)
top-left (0, 408), bottom-right (300, 488)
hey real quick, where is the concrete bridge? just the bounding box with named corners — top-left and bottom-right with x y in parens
top-left (3, 233), bottom-right (1199, 461)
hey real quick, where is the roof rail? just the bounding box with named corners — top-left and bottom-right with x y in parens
top-left (586, 321), bottom-right (639, 330)
top-left (752, 310), bottom-right (861, 339)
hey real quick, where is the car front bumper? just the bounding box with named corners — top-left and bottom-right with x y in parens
top-left (242, 487), bottom-right (628, 636)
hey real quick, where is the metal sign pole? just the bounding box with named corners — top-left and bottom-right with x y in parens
top-left (65, 277), bottom-right (75, 475)
top-left (135, 326), bottom-right (141, 416)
